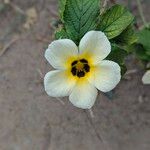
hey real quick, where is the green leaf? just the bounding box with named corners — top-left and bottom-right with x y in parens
top-left (134, 44), bottom-right (150, 61)
top-left (120, 64), bottom-right (127, 76)
top-left (113, 24), bottom-right (137, 46)
top-left (63, 0), bottom-right (100, 45)
top-left (111, 24), bottom-right (138, 53)
top-left (55, 28), bottom-right (69, 39)
top-left (59, 0), bottom-right (67, 22)
top-left (107, 45), bottom-right (128, 65)
top-left (98, 4), bottom-right (134, 39)
top-left (134, 27), bottom-right (150, 62)
top-left (137, 28), bottom-right (150, 52)
top-left (106, 45), bottom-right (128, 75)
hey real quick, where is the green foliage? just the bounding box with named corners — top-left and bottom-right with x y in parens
top-left (134, 27), bottom-right (150, 62)
top-left (55, 28), bottom-right (69, 39)
top-left (138, 28), bottom-right (150, 52)
top-left (120, 64), bottom-right (127, 76)
top-left (134, 44), bottom-right (150, 61)
top-left (107, 45), bottom-right (127, 65)
top-left (111, 24), bottom-right (138, 53)
top-left (56, 1), bottom-right (137, 76)
top-left (107, 45), bottom-right (128, 75)
top-left (113, 24), bottom-right (137, 46)
top-left (56, 0), bottom-right (100, 45)
top-left (59, 0), bottom-right (67, 22)
top-left (98, 5), bottom-right (134, 39)
top-left (55, 27), bottom-right (67, 40)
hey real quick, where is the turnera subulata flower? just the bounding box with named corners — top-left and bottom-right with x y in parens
top-left (44, 31), bottom-right (121, 109)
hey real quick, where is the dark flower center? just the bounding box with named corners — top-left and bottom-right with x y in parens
top-left (71, 59), bottom-right (90, 78)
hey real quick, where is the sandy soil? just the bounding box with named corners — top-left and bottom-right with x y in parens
top-left (0, 0), bottom-right (150, 150)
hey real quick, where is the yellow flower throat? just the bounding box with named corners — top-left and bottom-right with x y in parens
top-left (71, 59), bottom-right (90, 78)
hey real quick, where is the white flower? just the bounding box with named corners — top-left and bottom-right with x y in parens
top-left (44, 31), bottom-right (121, 109)
top-left (142, 70), bottom-right (150, 84)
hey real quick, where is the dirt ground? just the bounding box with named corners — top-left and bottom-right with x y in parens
top-left (0, 0), bottom-right (150, 150)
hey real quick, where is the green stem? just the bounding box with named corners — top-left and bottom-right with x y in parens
top-left (136, 0), bottom-right (148, 27)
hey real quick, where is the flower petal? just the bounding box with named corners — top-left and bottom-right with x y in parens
top-left (142, 70), bottom-right (150, 84)
top-left (44, 70), bottom-right (76, 97)
top-left (88, 60), bottom-right (121, 92)
top-left (69, 81), bottom-right (98, 109)
top-left (45, 39), bottom-right (78, 69)
top-left (79, 31), bottom-right (111, 64)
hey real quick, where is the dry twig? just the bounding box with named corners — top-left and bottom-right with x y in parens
top-left (56, 97), bottom-right (65, 105)
top-left (0, 37), bottom-right (19, 57)
top-left (36, 35), bottom-right (50, 43)
top-left (89, 109), bottom-right (95, 118)
top-left (101, 0), bottom-right (109, 14)
top-left (4, 0), bottom-right (25, 15)
top-left (85, 110), bottom-right (111, 150)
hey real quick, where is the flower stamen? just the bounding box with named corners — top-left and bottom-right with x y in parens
top-left (71, 59), bottom-right (90, 78)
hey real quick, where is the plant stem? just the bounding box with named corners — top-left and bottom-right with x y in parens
top-left (136, 0), bottom-right (148, 27)
top-left (101, 0), bottom-right (109, 14)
